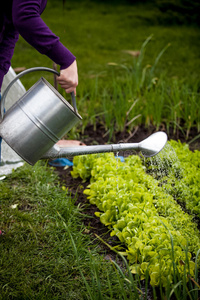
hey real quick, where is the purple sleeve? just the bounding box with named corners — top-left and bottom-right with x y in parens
top-left (0, 24), bottom-right (19, 89)
top-left (12, 0), bottom-right (76, 70)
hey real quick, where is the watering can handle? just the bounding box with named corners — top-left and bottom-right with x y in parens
top-left (0, 67), bottom-right (78, 120)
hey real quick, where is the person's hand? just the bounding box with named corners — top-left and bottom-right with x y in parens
top-left (57, 60), bottom-right (78, 95)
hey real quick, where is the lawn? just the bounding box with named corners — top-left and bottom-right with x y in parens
top-left (0, 162), bottom-right (132, 299)
top-left (12, 0), bottom-right (200, 82)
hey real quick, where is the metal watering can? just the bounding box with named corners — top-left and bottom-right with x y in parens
top-left (0, 67), bottom-right (167, 166)
top-left (0, 67), bottom-right (82, 165)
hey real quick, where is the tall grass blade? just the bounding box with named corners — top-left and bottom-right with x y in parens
top-left (137, 35), bottom-right (153, 69)
top-left (188, 133), bottom-right (200, 145)
top-left (140, 64), bottom-right (151, 88)
top-left (169, 281), bottom-right (182, 299)
top-left (150, 43), bottom-right (171, 76)
top-left (125, 114), bottom-right (141, 127)
top-left (126, 98), bottom-right (139, 117)
top-left (195, 249), bottom-right (200, 285)
top-left (61, 218), bottom-right (94, 300)
top-left (95, 233), bottom-right (142, 299)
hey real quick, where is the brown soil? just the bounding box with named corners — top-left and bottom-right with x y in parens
top-left (80, 122), bottom-right (200, 151)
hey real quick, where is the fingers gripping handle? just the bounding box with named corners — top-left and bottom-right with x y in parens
top-left (0, 67), bottom-right (78, 120)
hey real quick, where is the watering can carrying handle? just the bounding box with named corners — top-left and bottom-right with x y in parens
top-left (0, 67), bottom-right (78, 120)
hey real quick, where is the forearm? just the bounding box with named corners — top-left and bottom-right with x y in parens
top-left (12, 0), bottom-right (76, 70)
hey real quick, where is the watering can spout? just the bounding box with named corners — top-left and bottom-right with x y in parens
top-left (42, 132), bottom-right (168, 161)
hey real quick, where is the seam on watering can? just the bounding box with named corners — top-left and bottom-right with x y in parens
top-left (17, 102), bottom-right (59, 144)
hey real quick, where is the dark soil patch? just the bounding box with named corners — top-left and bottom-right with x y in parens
top-left (78, 122), bottom-right (200, 151)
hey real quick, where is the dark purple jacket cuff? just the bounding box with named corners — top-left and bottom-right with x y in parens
top-left (46, 41), bottom-right (76, 70)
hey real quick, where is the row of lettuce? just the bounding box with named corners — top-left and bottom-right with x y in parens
top-left (143, 140), bottom-right (200, 216)
top-left (71, 140), bottom-right (200, 286)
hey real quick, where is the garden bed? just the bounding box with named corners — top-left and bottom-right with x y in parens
top-left (1, 123), bottom-right (200, 299)
top-left (53, 123), bottom-right (200, 298)
top-left (56, 121), bottom-right (200, 247)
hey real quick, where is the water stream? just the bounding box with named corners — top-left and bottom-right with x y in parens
top-left (116, 151), bottom-right (119, 190)
top-left (115, 151), bottom-right (119, 214)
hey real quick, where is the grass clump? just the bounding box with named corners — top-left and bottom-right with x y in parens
top-left (0, 162), bottom-right (141, 299)
top-left (0, 162), bottom-right (84, 299)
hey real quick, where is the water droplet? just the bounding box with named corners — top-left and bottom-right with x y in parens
top-left (116, 151), bottom-right (119, 191)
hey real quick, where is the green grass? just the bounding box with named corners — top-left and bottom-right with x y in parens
top-left (12, 1), bottom-right (200, 83)
top-left (9, 0), bottom-right (200, 138)
top-left (0, 161), bottom-right (148, 299)
top-left (0, 162), bottom-right (88, 299)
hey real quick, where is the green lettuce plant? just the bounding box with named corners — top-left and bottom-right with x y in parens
top-left (71, 147), bottom-right (200, 287)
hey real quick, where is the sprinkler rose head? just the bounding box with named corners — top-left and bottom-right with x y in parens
top-left (138, 131), bottom-right (168, 157)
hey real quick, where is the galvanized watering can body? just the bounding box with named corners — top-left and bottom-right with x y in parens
top-left (0, 67), bottom-right (82, 165)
